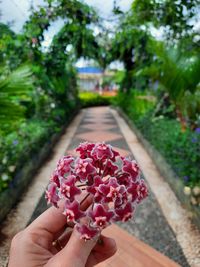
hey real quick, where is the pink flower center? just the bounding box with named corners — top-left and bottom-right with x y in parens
top-left (94, 216), bottom-right (107, 227)
top-left (108, 186), bottom-right (120, 198)
top-left (77, 162), bottom-right (88, 173)
top-left (63, 209), bottom-right (75, 222)
top-left (61, 185), bottom-right (70, 197)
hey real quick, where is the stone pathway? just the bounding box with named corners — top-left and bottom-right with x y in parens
top-left (1, 107), bottom-right (199, 267)
top-left (30, 107), bottom-right (188, 266)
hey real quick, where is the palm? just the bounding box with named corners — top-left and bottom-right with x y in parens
top-left (9, 200), bottom-right (116, 267)
top-left (27, 222), bottom-right (115, 267)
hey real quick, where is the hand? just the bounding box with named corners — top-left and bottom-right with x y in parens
top-left (8, 198), bottom-right (117, 267)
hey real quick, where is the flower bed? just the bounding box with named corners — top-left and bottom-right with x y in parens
top-left (79, 92), bottom-right (116, 107)
top-left (117, 107), bottom-right (200, 230)
top-left (0, 109), bottom-right (78, 223)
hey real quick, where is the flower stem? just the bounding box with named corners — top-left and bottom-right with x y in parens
top-left (77, 184), bottom-right (87, 187)
top-left (80, 192), bottom-right (90, 206)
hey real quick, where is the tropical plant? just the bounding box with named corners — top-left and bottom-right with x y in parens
top-left (143, 40), bottom-right (200, 129)
top-left (0, 65), bottom-right (33, 132)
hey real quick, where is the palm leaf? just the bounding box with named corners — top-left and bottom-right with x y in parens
top-left (148, 40), bottom-right (200, 103)
top-left (0, 65), bottom-right (33, 130)
top-left (0, 65), bottom-right (33, 96)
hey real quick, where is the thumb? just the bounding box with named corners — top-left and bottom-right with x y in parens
top-left (54, 227), bottom-right (97, 267)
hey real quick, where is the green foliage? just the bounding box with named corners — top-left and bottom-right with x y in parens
top-left (0, 119), bottom-right (59, 192)
top-left (23, 0), bottom-right (99, 67)
top-left (110, 0), bottom-right (200, 128)
top-left (1, 0), bottom-right (200, 193)
top-left (146, 40), bottom-right (200, 102)
top-left (140, 40), bottom-right (200, 128)
top-left (118, 92), bottom-right (200, 187)
top-left (131, 0), bottom-right (198, 39)
top-left (182, 89), bottom-right (200, 127)
top-left (115, 90), bottom-right (156, 121)
top-left (111, 0), bottom-right (200, 188)
top-left (0, 65), bottom-right (33, 133)
top-left (0, 0), bottom-right (98, 192)
top-left (0, 100), bottom-right (77, 193)
top-left (79, 92), bottom-right (115, 107)
top-left (137, 116), bottom-right (200, 187)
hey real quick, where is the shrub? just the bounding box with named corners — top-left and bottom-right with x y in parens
top-left (116, 90), bottom-right (156, 121)
top-left (0, 120), bottom-right (57, 192)
top-left (117, 91), bottom-right (200, 187)
top-left (137, 116), bottom-right (200, 186)
top-left (0, 100), bottom-right (78, 193)
top-left (79, 92), bottom-right (116, 107)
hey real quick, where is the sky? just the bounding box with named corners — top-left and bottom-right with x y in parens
top-left (0, 0), bottom-right (133, 33)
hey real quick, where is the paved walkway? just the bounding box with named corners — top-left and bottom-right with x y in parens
top-left (30, 107), bottom-right (188, 266)
top-left (1, 107), bottom-right (199, 267)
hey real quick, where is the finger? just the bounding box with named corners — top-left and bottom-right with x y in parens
top-left (28, 193), bottom-right (93, 236)
top-left (51, 229), bottom-right (72, 254)
top-left (56, 228), bottom-right (72, 248)
top-left (53, 227), bottom-right (97, 267)
top-left (86, 235), bottom-right (117, 267)
top-left (27, 201), bottom-right (67, 235)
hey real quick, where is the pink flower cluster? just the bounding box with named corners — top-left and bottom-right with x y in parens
top-left (46, 142), bottom-right (148, 240)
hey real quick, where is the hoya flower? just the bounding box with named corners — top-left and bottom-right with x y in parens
top-left (50, 171), bottom-right (60, 187)
top-left (74, 158), bottom-right (96, 181)
top-left (137, 179), bottom-right (148, 203)
top-left (59, 175), bottom-right (81, 200)
top-left (103, 160), bottom-right (118, 176)
top-left (117, 173), bottom-right (132, 187)
top-left (115, 202), bottom-right (134, 222)
top-left (122, 158), bottom-right (140, 181)
top-left (99, 177), bottom-right (126, 203)
top-left (89, 204), bottom-right (114, 228)
top-left (111, 150), bottom-right (120, 161)
top-left (127, 181), bottom-right (140, 202)
top-left (87, 175), bottom-right (104, 202)
top-left (57, 156), bottom-right (74, 177)
top-left (45, 183), bottom-right (59, 207)
top-left (63, 200), bottom-right (85, 223)
top-left (46, 142), bottom-right (148, 240)
top-left (91, 143), bottom-right (114, 161)
top-left (76, 224), bottom-right (99, 241)
top-left (76, 142), bottom-right (95, 159)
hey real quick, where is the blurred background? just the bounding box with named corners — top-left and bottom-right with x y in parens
top-left (0, 2), bottom-right (200, 265)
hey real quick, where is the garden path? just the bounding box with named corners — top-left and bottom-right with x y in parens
top-left (1, 107), bottom-right (199, 267)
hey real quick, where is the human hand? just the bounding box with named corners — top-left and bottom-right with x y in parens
top-left (8, 197), bottom-right (117, 267)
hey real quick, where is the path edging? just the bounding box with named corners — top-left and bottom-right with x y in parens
top-left (116, 107), bottom-right (200, 230)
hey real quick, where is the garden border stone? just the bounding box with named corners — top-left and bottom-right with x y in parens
top-left (116, 107), bottom-right (200, 230)
top-left (0, 110), bottom-right (78, 224)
